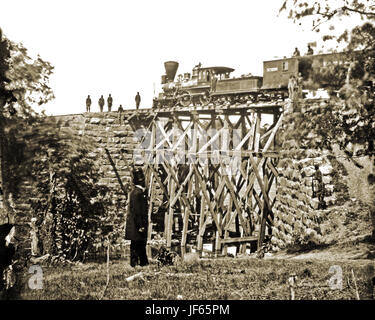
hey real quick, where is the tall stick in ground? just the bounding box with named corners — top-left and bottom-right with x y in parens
top-left (351, 269), bottom-right (360, 300)
top-left (99, 240), bottom-right (110, 300)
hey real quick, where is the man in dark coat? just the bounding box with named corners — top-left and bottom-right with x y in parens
top-left (98, 95), bottom-right (105, 112)
top-left (118, 104), bottom-right (124, 124)
top-left (107, 94), bottom-right (113, 112)
top-left (135, 92), bottom-right (141, 109)
top-left (125, 168), bottom-right (149, 267)
top-left (86, 95), bottom-right (91, 112)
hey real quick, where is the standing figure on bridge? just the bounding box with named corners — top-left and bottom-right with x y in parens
top-left (86, 95), bottom-right (91, 112)
top-left (135, 92), bottom-right (141, 109)
top-left (107, 94), bottom-right (113, 112)
top-left (118, 104), bottom-right (124, 124)
top-left (288, 75), bottom-right (298, 100)
top-left (297, 72), bottom-right (303, 98)
top-left (210, 70), bottom-right (218, 93)
top-left (98, 95), bottom-right (105, 112)
top-left (125, 167), bottom-right (149, 267)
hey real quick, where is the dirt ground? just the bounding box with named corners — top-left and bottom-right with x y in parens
top-left (267, 233), bottom-right (375, 262)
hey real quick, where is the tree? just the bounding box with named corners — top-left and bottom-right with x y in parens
top-left (0, 29), bottom-right (54, 225)
top-left (280, 1), bottom-right (375, 152)
top-left (0, 28), bottom-right (56, 298)
top-left (280, 1), bottom-right (375, 240)
top-left (280, 0), bottom-right (375, 32)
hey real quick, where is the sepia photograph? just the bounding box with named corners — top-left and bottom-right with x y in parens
top-left (0, 0), bottom-right (375, 313)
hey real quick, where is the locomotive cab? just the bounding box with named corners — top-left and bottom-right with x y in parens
top-left (194, 66), bottom-right (234, 85)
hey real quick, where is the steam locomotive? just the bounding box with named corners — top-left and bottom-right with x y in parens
top-left (153, 52), bottom-right (348, 108)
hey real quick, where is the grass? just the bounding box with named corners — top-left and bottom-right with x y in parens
top-left (19, 256), bottom-right (375, 300)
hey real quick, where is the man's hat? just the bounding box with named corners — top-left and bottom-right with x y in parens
top-left (132, 167), bottom-right (145, 184)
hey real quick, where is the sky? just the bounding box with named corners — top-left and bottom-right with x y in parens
top-left (0, 0), bottom-right (365, 115)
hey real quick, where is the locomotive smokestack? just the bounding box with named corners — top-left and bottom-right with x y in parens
top-left (164, 61), bottom-right (179, 82)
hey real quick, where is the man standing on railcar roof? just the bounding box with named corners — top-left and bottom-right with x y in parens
top-left (293, 47), bottom-right (300, 57)
top-left (135, 92), bottom-right (141, 109)
top-left (125, 167), bottom-right (149, 267)
top-left (307, 44), bottom-right (314, 55)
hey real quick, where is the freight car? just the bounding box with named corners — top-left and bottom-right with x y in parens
top-left (153, 52), bottom-right (353, 108)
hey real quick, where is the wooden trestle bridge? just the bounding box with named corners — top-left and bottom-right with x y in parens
top-left (128, 102), bottom-right (284, 256)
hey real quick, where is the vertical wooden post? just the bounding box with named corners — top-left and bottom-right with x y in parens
top-left (166, 119), bottom-right (178, 250)
top-left (197, 160), bottom-right (209, 256)
top-left (196, 114), bottom-right (208, 256)
top-left (166, 176), bottom-right (175, 250)
top-left (162, 121), bottom-right (171, 247)
top-left (181, 115), bottom-right (195, 256)
top-left (146, 120), bottom-right (156, 258)
top-left (222, 197), bottom-right (232, 256)
top-left (146, 171), bottom-right (154, 258)
top-left (254, 112), bottom-right (261, 155)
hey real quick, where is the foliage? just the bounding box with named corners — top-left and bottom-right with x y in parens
top-left (0, 29), bottom-right (55, 227)
top-left (24, 118), bottom-right (123, 261)
top-left (280, 1), bottom-right (375, 158)
top-left (0, 32), bottom-right (54, 117)
top-left (280, 0), bottom-right (375, 32)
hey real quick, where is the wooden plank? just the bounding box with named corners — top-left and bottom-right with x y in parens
top-left (159, 158), bottom-right (194, 216)
top-left (171, 121), bottom-right (193, 152)
top-left (137, 149), bottom-right (279, 158)
top-left (191, 160), bottom-right (222, 236)
top-left (170, 167), bottom-right (194, 207)
top-left (182, 116), bottom-right (198, 251)
top-left (262, 113), bottom-right (283, 152)
top-left (258, 163), bottom-right (269, 248)
top-left (197, 128), bottom-right (222, 155)
top-left (166, 172), bottom-right (175, 248)
top-left (147, 164), bottom-right (170, 203)
top-left (181, 171), bottom-right (193, 250)
top-left (104, 148), bottom-right (128, 196)
top-left (248, 153), bottom-right (271, 213)
top-left (220, 236), bottom-right (258, 244)
top-left (173, 114), bottom-right (193, 148)
top-left (155, 121), bottom-right (173, 150)
top-left (146, 171), bottom-right (154, 258)
top-left (267, 159), bottom-right (279, 178)
top-left (235, 128), bottom-right (254, 151)
top-left (197, 163), bottom-right (207, 253)
top-left (220, 162), bottom-right (249, 235)
top-left (222, 195), bottom-right (233, 256)
top-left (146, 120), bottom-right (156, 258)
top-left (254, 112), bottom-right (261, 153)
